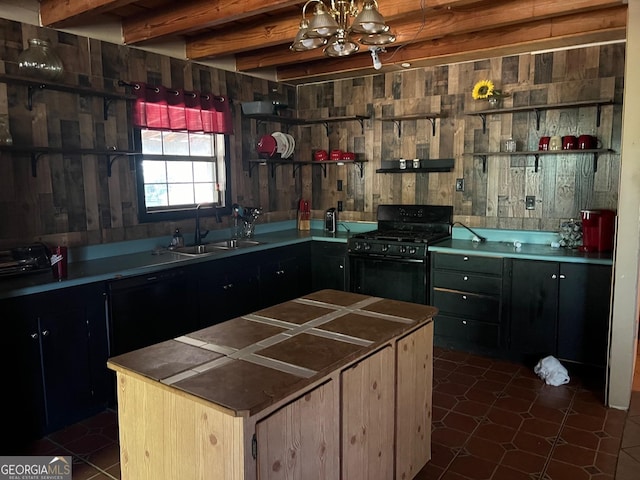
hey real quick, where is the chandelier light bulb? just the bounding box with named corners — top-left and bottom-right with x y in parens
top-left (361, 22), bottom-right (376, 32)
top-left (370, 47), bottom-right (382, 70)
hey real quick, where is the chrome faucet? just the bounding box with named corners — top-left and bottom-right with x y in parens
top-left (194, 203), bottom-right (211, 246)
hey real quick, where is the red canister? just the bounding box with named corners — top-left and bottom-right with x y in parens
top-left (579, 209), bottom-right (616, 252)
top-left (51, 245), bottom-right (68, 280)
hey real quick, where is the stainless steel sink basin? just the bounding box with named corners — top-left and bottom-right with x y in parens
top-left (170, 244), bottom-right (224, 256)
top-left (171, 239), bottom-right (265, 256)
top-left (207, 239), bottom-right (265, 250)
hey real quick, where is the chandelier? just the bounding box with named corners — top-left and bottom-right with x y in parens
top-left (290, 0), bottom-right (396, 60)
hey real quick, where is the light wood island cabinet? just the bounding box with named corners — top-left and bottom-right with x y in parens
top-left (107, 289), bottom-right (437, 480)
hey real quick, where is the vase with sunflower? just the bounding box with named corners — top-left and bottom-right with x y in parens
top-left (472, 79), bottom-right (506, 109)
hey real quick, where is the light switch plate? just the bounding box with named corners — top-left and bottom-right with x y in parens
top-left (456, 178), bottom-right (464, 192)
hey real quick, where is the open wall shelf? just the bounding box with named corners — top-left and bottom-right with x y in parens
top-left (243, 113), bottom-right (369, 135)
top-left (465, 99), bottom-right (615, 133)
top-left (247, 159), bottom-right (367, 178)
top-left (0, 73), bottom-right (135, 120)
top-left (465, 149), bottom-right (614, 173)
top-left (0, 145), bottom-right (139, 177)
top-left (377, 113), bottom-right (444, 137)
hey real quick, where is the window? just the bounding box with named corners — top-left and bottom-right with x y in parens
top-left (135, 128), bottom-right (231, 222)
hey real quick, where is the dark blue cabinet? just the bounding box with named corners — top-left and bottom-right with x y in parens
top-left (2, 283), bottom-right (109, 452)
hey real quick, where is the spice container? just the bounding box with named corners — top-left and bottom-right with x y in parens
top-left (0, 115), bottom-right (12, 146)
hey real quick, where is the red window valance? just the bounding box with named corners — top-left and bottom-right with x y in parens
top-left (130, 82), bottom-right (233, 135)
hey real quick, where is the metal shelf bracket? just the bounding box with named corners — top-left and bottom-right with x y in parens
top-left (479, 114), bottom-right (487, 134)
top-left (30, 152), bottom-right (46, 177)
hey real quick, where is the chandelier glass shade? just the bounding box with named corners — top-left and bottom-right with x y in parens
top-left (290, 0), bottom-right (395, 57)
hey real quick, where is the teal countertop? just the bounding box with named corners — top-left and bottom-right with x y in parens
top-left (0, 220), bottom-right (363, 300)
top-left (0, 222), bottom-right (613, 299)
top-left (429, 239), bottom-right (613, 265)
top-left (429, 226), bottom-right (613, 265)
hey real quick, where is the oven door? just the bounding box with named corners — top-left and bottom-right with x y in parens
top-left (349, 253), bottom-right (429, 304)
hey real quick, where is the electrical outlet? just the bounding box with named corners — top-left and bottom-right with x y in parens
top-left (337, 179), bottom-right (343, 191)
top-left (337, 201), bottom-right (343, 212)
top-left (455, 178), bottom-right (464, 192)
top-left (525, 195), bottom-right (536, 210)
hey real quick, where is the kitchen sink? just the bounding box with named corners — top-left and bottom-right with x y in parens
top-left (170, 239), bottom-right (265, 256)
top-left (206, 239), bottom-right (265, 250)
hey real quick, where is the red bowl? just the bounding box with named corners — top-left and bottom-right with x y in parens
top-left (314, 149), bottom-right (328, 161)
top-left (342, 151), bottom-right (355, 160)
top-left (330, 149), bottom-right (342, 160)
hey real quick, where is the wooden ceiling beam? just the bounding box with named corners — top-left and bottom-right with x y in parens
top-left (122, 0), bottom-right (303, 44)
top-left (275, 5), bottom-right (627, 82)
top-left (185, 0), bottom-right (484, 59)
top-left (234, 0), bottom-right (625, 70)
top-left (40, 0), bottom-right (138, 27)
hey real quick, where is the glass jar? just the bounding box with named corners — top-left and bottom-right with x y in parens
top-left (0, 115), bottom-right (12, 146)
top-left (18, 38), bottom-right (64, 81)
top-left (487, 96), bottom-right (502, 109)
top-left (504, 138), bottom-right (516, 152)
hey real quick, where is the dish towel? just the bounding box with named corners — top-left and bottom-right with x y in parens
top-left (534, 356), bottom-right (570, 386)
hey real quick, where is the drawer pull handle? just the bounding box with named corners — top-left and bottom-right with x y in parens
top-left (462, 295), bottom-right (467, 300)
top-left (463, 256), bottom-right (469, 261)
top-left (462, 320), bottom-right (467, 325)
top-left (551, 274), bottom-right (557, 279)
top-left (463, 276), bottom-right (468, 281)
top-left (559, 274), bottom-right (566, 279)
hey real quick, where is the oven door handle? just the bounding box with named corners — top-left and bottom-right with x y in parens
top-left (348, 253), bottom-right (426, 264)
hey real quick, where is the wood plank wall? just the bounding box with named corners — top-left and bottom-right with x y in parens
top-left (296, 46), bottom-right (624, 230)
top-left (0, 18), bottom-right (625, 249)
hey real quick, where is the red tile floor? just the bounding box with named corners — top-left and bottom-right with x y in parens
top-left (25, 345), bottom-right (640, 480)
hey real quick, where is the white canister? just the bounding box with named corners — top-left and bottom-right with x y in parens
top-left (399, 158), bottom-right (406, 169)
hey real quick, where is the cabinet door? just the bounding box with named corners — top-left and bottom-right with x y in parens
top-left (2, 284), bottom-right (108, 451)
top-left (257, 244), bottom-right (311, 307)
top-left (342, 346), bottom-right (395, 480)
top-left (3, 299), bottom-right (45, 452)
top-left (108, 267), bottom-right (199, 356)
top-left (311, 242), bottom-right (346, 291)
top-left (256, 380), bottom-right (339, 480)
top-left (39, 301), bottom-right (95, 431)
top-left (510, 260), bottom-right (559, 364)
top-left (557, 263), bottom-right (612, 367)
top-left (196, 256), bottom-right (260, 328)
top-left (396, 322), bottom-right (433, 480)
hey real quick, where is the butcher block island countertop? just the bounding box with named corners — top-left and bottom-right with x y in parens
top-left (107, 289), bottom-right (437, 480)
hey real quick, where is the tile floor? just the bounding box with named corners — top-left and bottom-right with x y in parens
top-left (24, 345), bottom-right (640, 480)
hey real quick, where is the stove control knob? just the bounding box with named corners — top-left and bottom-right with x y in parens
top-left (382, 244), bottom-right (390, 252)
top-left (408, 246), bottom-right (417, 254)
top-left (353, 242), bottom-right (362, 250)
top-left (364, 243), bottom-right (371, 251)
top-left (399, 245), bottom-right (407, 254)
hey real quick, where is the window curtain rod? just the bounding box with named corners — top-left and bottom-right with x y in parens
top-left (118, 80), bottom-right (233, 134)
top-left (117, 80), bottom-right (226, 102)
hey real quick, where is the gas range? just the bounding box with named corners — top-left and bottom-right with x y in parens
top-left (348, 205), bottom-right (452, 260)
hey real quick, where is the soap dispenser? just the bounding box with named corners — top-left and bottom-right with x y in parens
top-left (171, 228), bottom-right (184, 247)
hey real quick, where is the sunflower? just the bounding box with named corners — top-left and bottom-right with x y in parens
top-left (472, 80), bottom-right (496, 99)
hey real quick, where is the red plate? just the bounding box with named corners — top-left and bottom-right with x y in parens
top-left (257, 134), bottom-right (277, 158)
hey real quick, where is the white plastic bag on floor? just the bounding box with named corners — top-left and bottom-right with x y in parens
top-left (534, 355), bottom-right (570, 386)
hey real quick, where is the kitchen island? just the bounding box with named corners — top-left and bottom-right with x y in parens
top-left (107, 289), bottom-right (437, 480)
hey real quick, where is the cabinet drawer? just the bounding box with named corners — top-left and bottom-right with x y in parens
top-left (434, 314), bottom-right (501, 350)
top-left (432, 271), bottom-right (502, 295)
top-left (432, 288), bottom-right (500, 323)
top-left (432, 253), bottom-right (503, 275)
